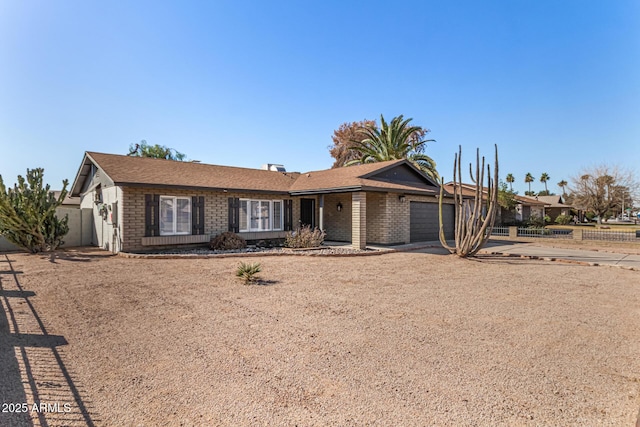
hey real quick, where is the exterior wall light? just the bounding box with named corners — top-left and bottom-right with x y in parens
top-left (399, 195), bottom-right (406, 203)
top-left (337, 202), bottom-right (343, 212)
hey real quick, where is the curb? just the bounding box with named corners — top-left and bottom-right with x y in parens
top-left (118, 248), bottom-right (397, 259)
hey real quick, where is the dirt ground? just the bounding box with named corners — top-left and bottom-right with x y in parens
top-left (1, 248), bottom-right (639, 426)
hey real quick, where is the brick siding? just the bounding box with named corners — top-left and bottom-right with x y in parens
top-left (121, 187), bottom-right (298, 252)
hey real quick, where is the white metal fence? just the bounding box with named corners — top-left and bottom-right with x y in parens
top-left (583, 229), bottom-right (638, 242)
top-left (491, 226), bottom-right (639, 242)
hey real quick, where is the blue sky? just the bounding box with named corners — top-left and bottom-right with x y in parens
top-left (1, 0), bottom-right (639, 196)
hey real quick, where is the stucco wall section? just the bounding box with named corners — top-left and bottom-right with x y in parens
top-left (80, 185), bottom-right (123, 252)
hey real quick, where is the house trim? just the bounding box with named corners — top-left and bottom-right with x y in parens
top-left (142, 235), bottom-right (210, 246)
top-left (116, 182), bottom-right (290, 196)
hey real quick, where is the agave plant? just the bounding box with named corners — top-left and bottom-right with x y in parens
top-left (235, 262), bottom-right (262, 285)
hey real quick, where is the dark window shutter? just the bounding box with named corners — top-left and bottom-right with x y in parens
top-left (228, 197), bottom-right (240, 233)
top-left (145, 194), bottom-right (160, 236)
top-left (191, 196), bottom-right (205, 235)
top-left (283, 199), bottom-right (293, 231)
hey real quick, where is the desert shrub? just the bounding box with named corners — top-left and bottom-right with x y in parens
top-left (544, 215), bottom-right (552, 225)
top-left (0, 168), bottom-right (69, 253)
top-left (555, 214), bottom-right (571, 225)
top-left (526, 214), bottom-right (545, 228)
top-left (236, 262), bottom-right (261, 285)
top-left (209, 232), bottom-right (246, 250)
top-left (284, 225), bottom-right (326, 248)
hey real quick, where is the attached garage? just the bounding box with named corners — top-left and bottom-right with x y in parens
top-left (410, 201), bottom-right (455, 242)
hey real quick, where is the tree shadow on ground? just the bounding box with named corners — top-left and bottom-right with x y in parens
top-left (45, 248), bottom-right (113, 264)
top-left (464, 254), bottom-right (566, 267)
top-left (0, 254), bottom-right (99, 426)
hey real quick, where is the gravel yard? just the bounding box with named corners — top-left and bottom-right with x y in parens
top-left (1, 248), bottom-right (639, 426)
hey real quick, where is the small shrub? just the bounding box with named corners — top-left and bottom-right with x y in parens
top-left (555, 214), bottom-right (571, 225)
top-left (209, 232), bottom-right (246, 250)
top-left (236, 262), bottom-right (261, 285)
top-left (284, 225), bottom-right (326, 248)
top-left (544, 215), bottom-right (552, 225)
top-left (526, 214), bottom-right (545, 228)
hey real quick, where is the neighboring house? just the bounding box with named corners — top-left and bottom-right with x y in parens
top-left (535, 195), bottom-right (572, 221)
top-left (442, 182), bottom-right (552, 225)
top-left (53, 191), bottom-right (81, 207)
top-left (513, 195), bottom-right (549, 223)
top-left (69, 152), bottom-right (456, 253)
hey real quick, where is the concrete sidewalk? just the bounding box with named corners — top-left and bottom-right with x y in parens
top-left (389, 240), bottom-right (640, 270)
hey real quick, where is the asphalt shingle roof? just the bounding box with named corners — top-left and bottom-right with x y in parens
top-left (86, 152), bottom-right (298, 193)
top-left (73, 152), bottom-right (441, 196)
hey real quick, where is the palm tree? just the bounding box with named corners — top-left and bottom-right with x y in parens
top-left (557, 179), bottom-right (568, 196)
top-left (524, 172), bottom-right (534, 195)
top-left (505, 173), bottom-right (515, 191)
top-left (540, 172), bottom-right (550, 193)
top-left (347, 114), bottom-right (438, 180)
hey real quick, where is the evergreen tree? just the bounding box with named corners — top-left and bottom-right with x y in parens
top-left (128, 140), bottom-right (186, 160)
top-left (0, 169), bottom-right (69, 253)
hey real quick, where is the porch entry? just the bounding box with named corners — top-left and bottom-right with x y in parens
top-left (300, 198), bottom-right (315, 228)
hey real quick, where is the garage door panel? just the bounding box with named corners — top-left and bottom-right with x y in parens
top-left (410, 202), bottom-right (455, 242)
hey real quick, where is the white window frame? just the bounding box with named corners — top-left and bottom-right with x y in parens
top-left (159, 196), bottom-right (191, 236)
top-left (239, 199), bottom-right (283, 232)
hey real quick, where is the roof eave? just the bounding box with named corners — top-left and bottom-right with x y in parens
top-left (70, 152), bottom-right (116, 197)
top-left (288, 186), bottom-right (363, 196)
top-left (115, 182), bottom-right (291, 195)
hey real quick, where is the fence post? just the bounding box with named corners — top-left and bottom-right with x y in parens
top-left (509, 226), bottom-right (518, 238)
top-left (573, 228), bottom-right (583, 241)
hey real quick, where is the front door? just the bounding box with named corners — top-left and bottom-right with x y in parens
top-left (300, 198), bottom-right (315, 228)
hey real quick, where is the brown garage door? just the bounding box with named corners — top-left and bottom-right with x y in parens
top-left (410, 202), bottom-right (455, 242)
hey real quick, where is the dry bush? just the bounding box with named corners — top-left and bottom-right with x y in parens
top-left (209, 232), bottom-right (246, 250)
top-left (284, 225), bottom-right (326, 248)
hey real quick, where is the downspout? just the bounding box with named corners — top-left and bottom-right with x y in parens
top-left (319, 194), bottom-right (324, 231)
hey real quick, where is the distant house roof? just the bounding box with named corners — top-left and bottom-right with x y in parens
top-left (53, 191), bottom-right (80, 206)
top-left (536, 195), bottom-right (572, 208)
top-left (442, 182), bottom-right (550, 206)
top-left (514, 195), bottom-right (549, 207)
top-left (70, 152), bottom-right (443, 197)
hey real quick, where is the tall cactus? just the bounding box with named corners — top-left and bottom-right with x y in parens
top-left (438, 145), bottom-right (498, 257)
top-left (0, 168), bottom-right (69, 253)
